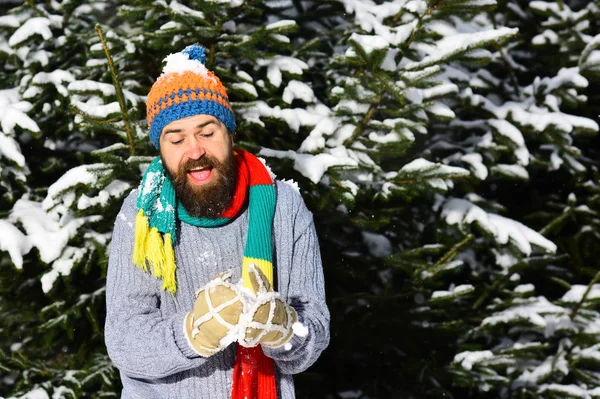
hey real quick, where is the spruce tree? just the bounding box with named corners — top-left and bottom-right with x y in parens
top-left (1, 1), bottom-right (600, 398)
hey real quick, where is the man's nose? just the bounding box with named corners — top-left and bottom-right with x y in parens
top-left (185, 137), bottom-right (206, 160)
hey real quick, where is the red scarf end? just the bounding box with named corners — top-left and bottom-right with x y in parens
top-left (232, 344), bottom-right (278, 399)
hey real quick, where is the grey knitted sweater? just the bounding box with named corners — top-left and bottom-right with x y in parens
top-left (105, 181), bottom-right (330, 399)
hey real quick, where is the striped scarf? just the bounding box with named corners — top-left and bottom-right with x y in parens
top-left (133, 148), bottom-right (278, 399)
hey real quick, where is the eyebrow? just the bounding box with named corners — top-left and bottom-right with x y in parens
top-left (162, 120), bottom-right (218, 135)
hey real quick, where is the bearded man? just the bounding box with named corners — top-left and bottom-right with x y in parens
top-left (104, 44), bottom-right (330, 399)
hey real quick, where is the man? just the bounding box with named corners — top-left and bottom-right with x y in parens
top-left (104, 44), bottom-right (330, 399)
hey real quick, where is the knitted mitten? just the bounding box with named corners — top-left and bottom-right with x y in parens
top-left (240, 264), bottom-right (297, 348)
top-left (185, 271), bottom-right (246, 357)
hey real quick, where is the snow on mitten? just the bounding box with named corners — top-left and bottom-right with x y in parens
top-left (240, 264), bottom-right (297, 348)
top-left (185, 271), bottom-right (245, 357)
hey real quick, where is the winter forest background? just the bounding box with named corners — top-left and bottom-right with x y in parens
top-left (1, 0), bottom-right (600, 398)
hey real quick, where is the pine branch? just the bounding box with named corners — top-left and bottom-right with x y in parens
top-left (419, 234), bottom-right (474, 282)
top-left (342, 1), bottom-right (431, 148)
top-left (394, 173), bottom-right (471, 185)
top-left (570, 270), bottom-right (600, 319)
top-left (539, 208), bottom-right (573, 236)
top-left (70, 105), bottom-right (123, 125)
top-left (95, 24), bottom-right (136, 156)
top-left (343, 90), bottom-right (385, 147)
top-left (25, 0), bottom-right (46, 17)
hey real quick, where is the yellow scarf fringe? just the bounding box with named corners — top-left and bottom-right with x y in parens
top-left (133, 209), bottom-right (177, 293)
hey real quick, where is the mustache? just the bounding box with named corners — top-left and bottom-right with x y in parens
top-left (182, 156), bottom-right (216, 171)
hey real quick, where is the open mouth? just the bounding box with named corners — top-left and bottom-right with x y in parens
top-left (187, 165), bottom-right (214, 184)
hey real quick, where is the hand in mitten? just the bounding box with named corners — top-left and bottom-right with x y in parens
top-left (185, 271), bottom-right (245, 357)
top-left (240, 264), bottom-right (297, 348)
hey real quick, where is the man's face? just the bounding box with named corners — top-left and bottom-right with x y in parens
top-left (159, 114), bottom-right (236, 218)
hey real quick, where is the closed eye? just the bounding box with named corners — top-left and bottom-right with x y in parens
top-left (171, 139), bottom-right (183, 145)
top-left (200, 132), bottom-right (214, 138)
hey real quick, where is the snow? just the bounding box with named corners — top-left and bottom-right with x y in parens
top-left (574, 343), bottom-right (600, 362)
top-left (514, 352), bottom-right (569, 386)
top-left (514, 284), bottom-right (535, 294)
top-left (238, 101), bottom-right (328, 133)
top-left (481, 297), bottom-right (566, 328)
top-left (493, 164), bottom-right (529, 180)
top-left (442, 198), bottom-right (557, 255)
top-left (405, 27), bottom-right (519, 70)
top-left (266, 20), bottom-right (296, 30)
top-left (282, 80), bottom-right (315, 104)
top-left (32, 69), bottom-right (75, 97)
top-left (67, 80), bottom-right (144, 105)
top-left (488, 119), bottom-right (527, 158)
top-left (0, 220), bottom-right (32, 269)
top-left (77, 180), bottom-right (132, 210)
top-left (0, 88), bottom-right (40, 134)
top-left (72, 99), bottom-right (120, 119)
top-left (298, 117), bottom-right (339, 152)
top-left (0, 15), bottom-right (21, 28)
top-left (0, 132), bottom-right (26, 167)
top-left (161, 52), bottom-right (211, 79)
top-left (41, 246), bottom-right (85, 293)
top-left (580, 34), bottom-right (600, 72)
top-left (259, 148), bottom-right (358, 184)
top-left (13, 387), bottom-right (50, 399)
top-left (43, 164), bottom-right (108, 211)
top-left (431, 284), bottom-right (474, 299)
top-left (461, 153), bottom-right (488, 180)
top-left (454, 350), bottom-right (494, 370)
top-left (340, 0), bottom-right (418, 46)
top-left (231, 82), bottom-right (258, 98)
top-left (9, 198), bottom-right (99, 266)
top-left (399, 158), bottom-right (470, 183)
top-left (168, 0), bottom-right (205, 18)
top-left (426, 103), bottom-right (455, 119)
top-left (207, 0), bottom-right (244, 6)
top-left (349, 33), bottom-right (388, 55)
top-left (292, 321), bottom-right (308, 337)
top-left (257, 56), bottom-right (308, 88)
top-left (538, 384), bottom-right (591, 398)
top-left (8, 17), bottom-right (58, 47)
top-left (561, 285), bottom-right (600, 303)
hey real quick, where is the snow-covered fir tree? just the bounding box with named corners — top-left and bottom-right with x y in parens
top-left (1, 0), bottom-right (599, 398)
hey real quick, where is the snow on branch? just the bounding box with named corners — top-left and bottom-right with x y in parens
top-left (405, 27), bottom-right (519, 71)
top-left (9, 198), bottom-right (101, 266)
top-left (259, 148), bottom-right (358, 184)
top-left (442, 198), bottom-right (557, 255)
top-left (8, 16), bottom-right (61, 47)
top-left (42, 164), bottom-right (111, 213)
top-left (0, 88), bottom-right (40, 134)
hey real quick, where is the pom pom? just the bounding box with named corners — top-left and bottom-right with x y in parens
top-left (182, 44), bottom-right (206, 65)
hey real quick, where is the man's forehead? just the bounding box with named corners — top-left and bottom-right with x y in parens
top-left (162, 115), bottom-right (222, 133)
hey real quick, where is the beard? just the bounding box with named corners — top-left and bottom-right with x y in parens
top-left (163, 152), bottom-right (237, 219)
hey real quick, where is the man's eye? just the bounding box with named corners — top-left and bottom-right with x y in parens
top-left (171, 139), bottom-right (183, 145)
top-left (201, 132), bottom-right (214, 138)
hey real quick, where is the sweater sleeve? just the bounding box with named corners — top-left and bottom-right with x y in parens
top-left (104, 192), bottom-right (211, 380)
top-left (263, 186), bottom-right (330, 374)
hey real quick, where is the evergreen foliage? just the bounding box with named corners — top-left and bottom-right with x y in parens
top-left (1, 0), bottom-right (599, 398)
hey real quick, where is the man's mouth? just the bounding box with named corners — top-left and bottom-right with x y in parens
top-left (187, 166), bottom-right (214, 184)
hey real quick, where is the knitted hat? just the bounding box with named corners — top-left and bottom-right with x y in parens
top-left (146, 44), bottom-right (236, 148)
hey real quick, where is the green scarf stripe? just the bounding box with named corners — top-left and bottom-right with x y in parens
top-left (137, 157), bottom-right (165, 212)
top-left (137, 157), bottom-right (177, 241)
top-left (157, 176), bottom-right (177, 237)
top-left (178, 203), bottom-right (230, 227)
top-left (244, 184), bottom-right (276, 263)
